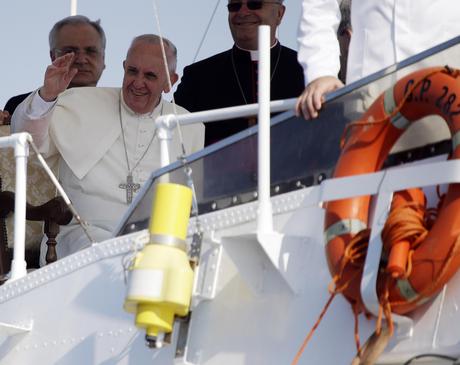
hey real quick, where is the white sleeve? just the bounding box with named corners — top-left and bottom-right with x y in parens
top-left (297, 0), bottom-right (342, 85)
top-left (11, 89), bottom-right (57, 152)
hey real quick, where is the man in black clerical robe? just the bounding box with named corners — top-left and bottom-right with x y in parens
top-left (175, 0), bottom-right (304, 146)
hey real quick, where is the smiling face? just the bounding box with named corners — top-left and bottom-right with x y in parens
top-left (51, 23), bottom-right (105, 87)
top-left (122, 41), bottom-right (178, 114)
top-left (228, 0), bottom-right (285, 50)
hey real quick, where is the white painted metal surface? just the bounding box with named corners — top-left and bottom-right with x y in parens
top-left (155, 114), bottom-right (174, 169)
top-left (154, 99), bottom-right (296, 128)
top-left (70, 0), bottom-right (77, 16)
top-left (257, 25), bottom-right (273, 235)
top-left (0, 156), bottom-right (459, 363)
top-left (0, 232), bottom-right (179, 365)
top-left (0, 133), bottom-right (30, 280)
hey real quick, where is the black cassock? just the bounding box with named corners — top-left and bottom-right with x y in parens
top-left (175, 42), bottom-right (305, 146)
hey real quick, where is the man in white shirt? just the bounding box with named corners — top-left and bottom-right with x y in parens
top-left (12, 34), bottom-right (204, 264)
top-left (4, 15), bottom-right (107, 117)
top-left (296, 0), bottom-right (460, 119)
top-left (1, 15), bottom-right (107, 265)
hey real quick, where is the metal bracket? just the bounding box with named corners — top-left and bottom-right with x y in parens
top-left (360, 176), bottom-right (414, 340)
top-left (191, 233), bottom-right (222, 306)
top-left (0, 319), bottom-right (33, 348)
top-left (0, 320), bottom-right (33, 336)
top-left (221, 232), bottom-right (311, 296)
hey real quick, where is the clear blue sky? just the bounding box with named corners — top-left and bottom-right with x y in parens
top-left (0, 0), bottom-right (303, 109)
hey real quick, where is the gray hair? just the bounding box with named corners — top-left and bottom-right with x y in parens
top-left (49, 15), bottom-right (106, 51)
top-left (338, 0), bottom-right (351, 35)
top-left (128, 34), bottom-right (178, 73)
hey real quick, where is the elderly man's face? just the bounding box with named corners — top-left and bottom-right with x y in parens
top-left (51, 23), bottom-right (105, 87)
top-left (122, 42), bottom-right (178, 114)
top-left (228, 0), bottom-right (285, 50)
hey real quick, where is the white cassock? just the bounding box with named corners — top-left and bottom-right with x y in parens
top-left (12, 87), bottom-right (204, 265)
top-left (297, 0), bottom-right (460, 151)
top-left (297, 0), bottom-right (460, 85)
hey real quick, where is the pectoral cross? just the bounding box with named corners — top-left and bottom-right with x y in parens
top-left (119, 174), bottom-right (141, 204)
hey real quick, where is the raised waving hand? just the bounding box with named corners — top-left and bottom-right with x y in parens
top-left (39, 53), bottom-right (78, 102)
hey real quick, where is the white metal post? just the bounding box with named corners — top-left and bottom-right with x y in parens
top-left (10, 133), bottom-right (29, 280)
top-left (70, 0), bottom-right (77, 15)
top-left (257, 25), bottom-right (273, 234)
top-left (156, 115), bottom-right (173, 169)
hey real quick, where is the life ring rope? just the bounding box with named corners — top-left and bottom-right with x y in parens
top-left (328, 66), bottom-right (460, 316)
top-left (293, 66), bottom-right (460, 365)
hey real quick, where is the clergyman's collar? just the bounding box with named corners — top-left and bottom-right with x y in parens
top-left (234, 39), bottom-right (280, 61)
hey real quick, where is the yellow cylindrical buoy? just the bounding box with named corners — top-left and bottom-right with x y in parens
top-left (150, 182), bottom-right (192, 240)
top-left (123, 183), bottom-right (194, 347)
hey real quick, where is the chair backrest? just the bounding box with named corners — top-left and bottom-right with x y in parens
top-left (0, 191), bottom-right (73, 274)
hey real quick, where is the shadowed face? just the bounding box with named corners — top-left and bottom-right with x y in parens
top-left (122, 41), bottom-right (178, 114)
top-left (51, 23), bottom-right (105, 87)
top-left (228, 0), bottom-right (285, 50)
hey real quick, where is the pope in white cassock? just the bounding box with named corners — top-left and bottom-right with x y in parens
top-left (12, 34), bottom-right (205, 265)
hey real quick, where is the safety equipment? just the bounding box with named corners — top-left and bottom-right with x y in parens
top-left (325, 67), bottom-right (460, 315)
top-left (124, 183), bottom-right (194, 347)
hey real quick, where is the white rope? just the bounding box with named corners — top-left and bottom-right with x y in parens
top-left (152, 0), bottom-right (186, 155)
top-left (27, 137), bottom-right (95, 244)
top-left (193, 0), bottom-right (222, 62)
top-left (151, 0), bottom-right (204, 249)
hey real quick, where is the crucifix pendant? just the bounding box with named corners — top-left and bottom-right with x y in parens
top-left (119, 173), bottom-right (141, 204)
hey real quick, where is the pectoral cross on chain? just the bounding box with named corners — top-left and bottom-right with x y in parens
top-left (119, 174), bottom-right (141, 204)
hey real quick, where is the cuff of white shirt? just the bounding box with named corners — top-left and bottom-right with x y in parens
top-left (304, 68), bottom-right (339, 87)
top-left (27, 89), bottom-right (57, 119)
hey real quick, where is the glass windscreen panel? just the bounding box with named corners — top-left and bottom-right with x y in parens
top-left (116, 37), bottom-right (460, 236)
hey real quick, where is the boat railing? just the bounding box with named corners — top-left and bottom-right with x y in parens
top-left (156, 26), bottom-right (277, 235)
top-left (0, 132), bottom-right (30, 280)
top-left (0, 132), bottom-right (92, 281)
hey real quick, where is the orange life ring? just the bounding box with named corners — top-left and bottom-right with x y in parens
top-left (325, 66), bottom-right (460, 315)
